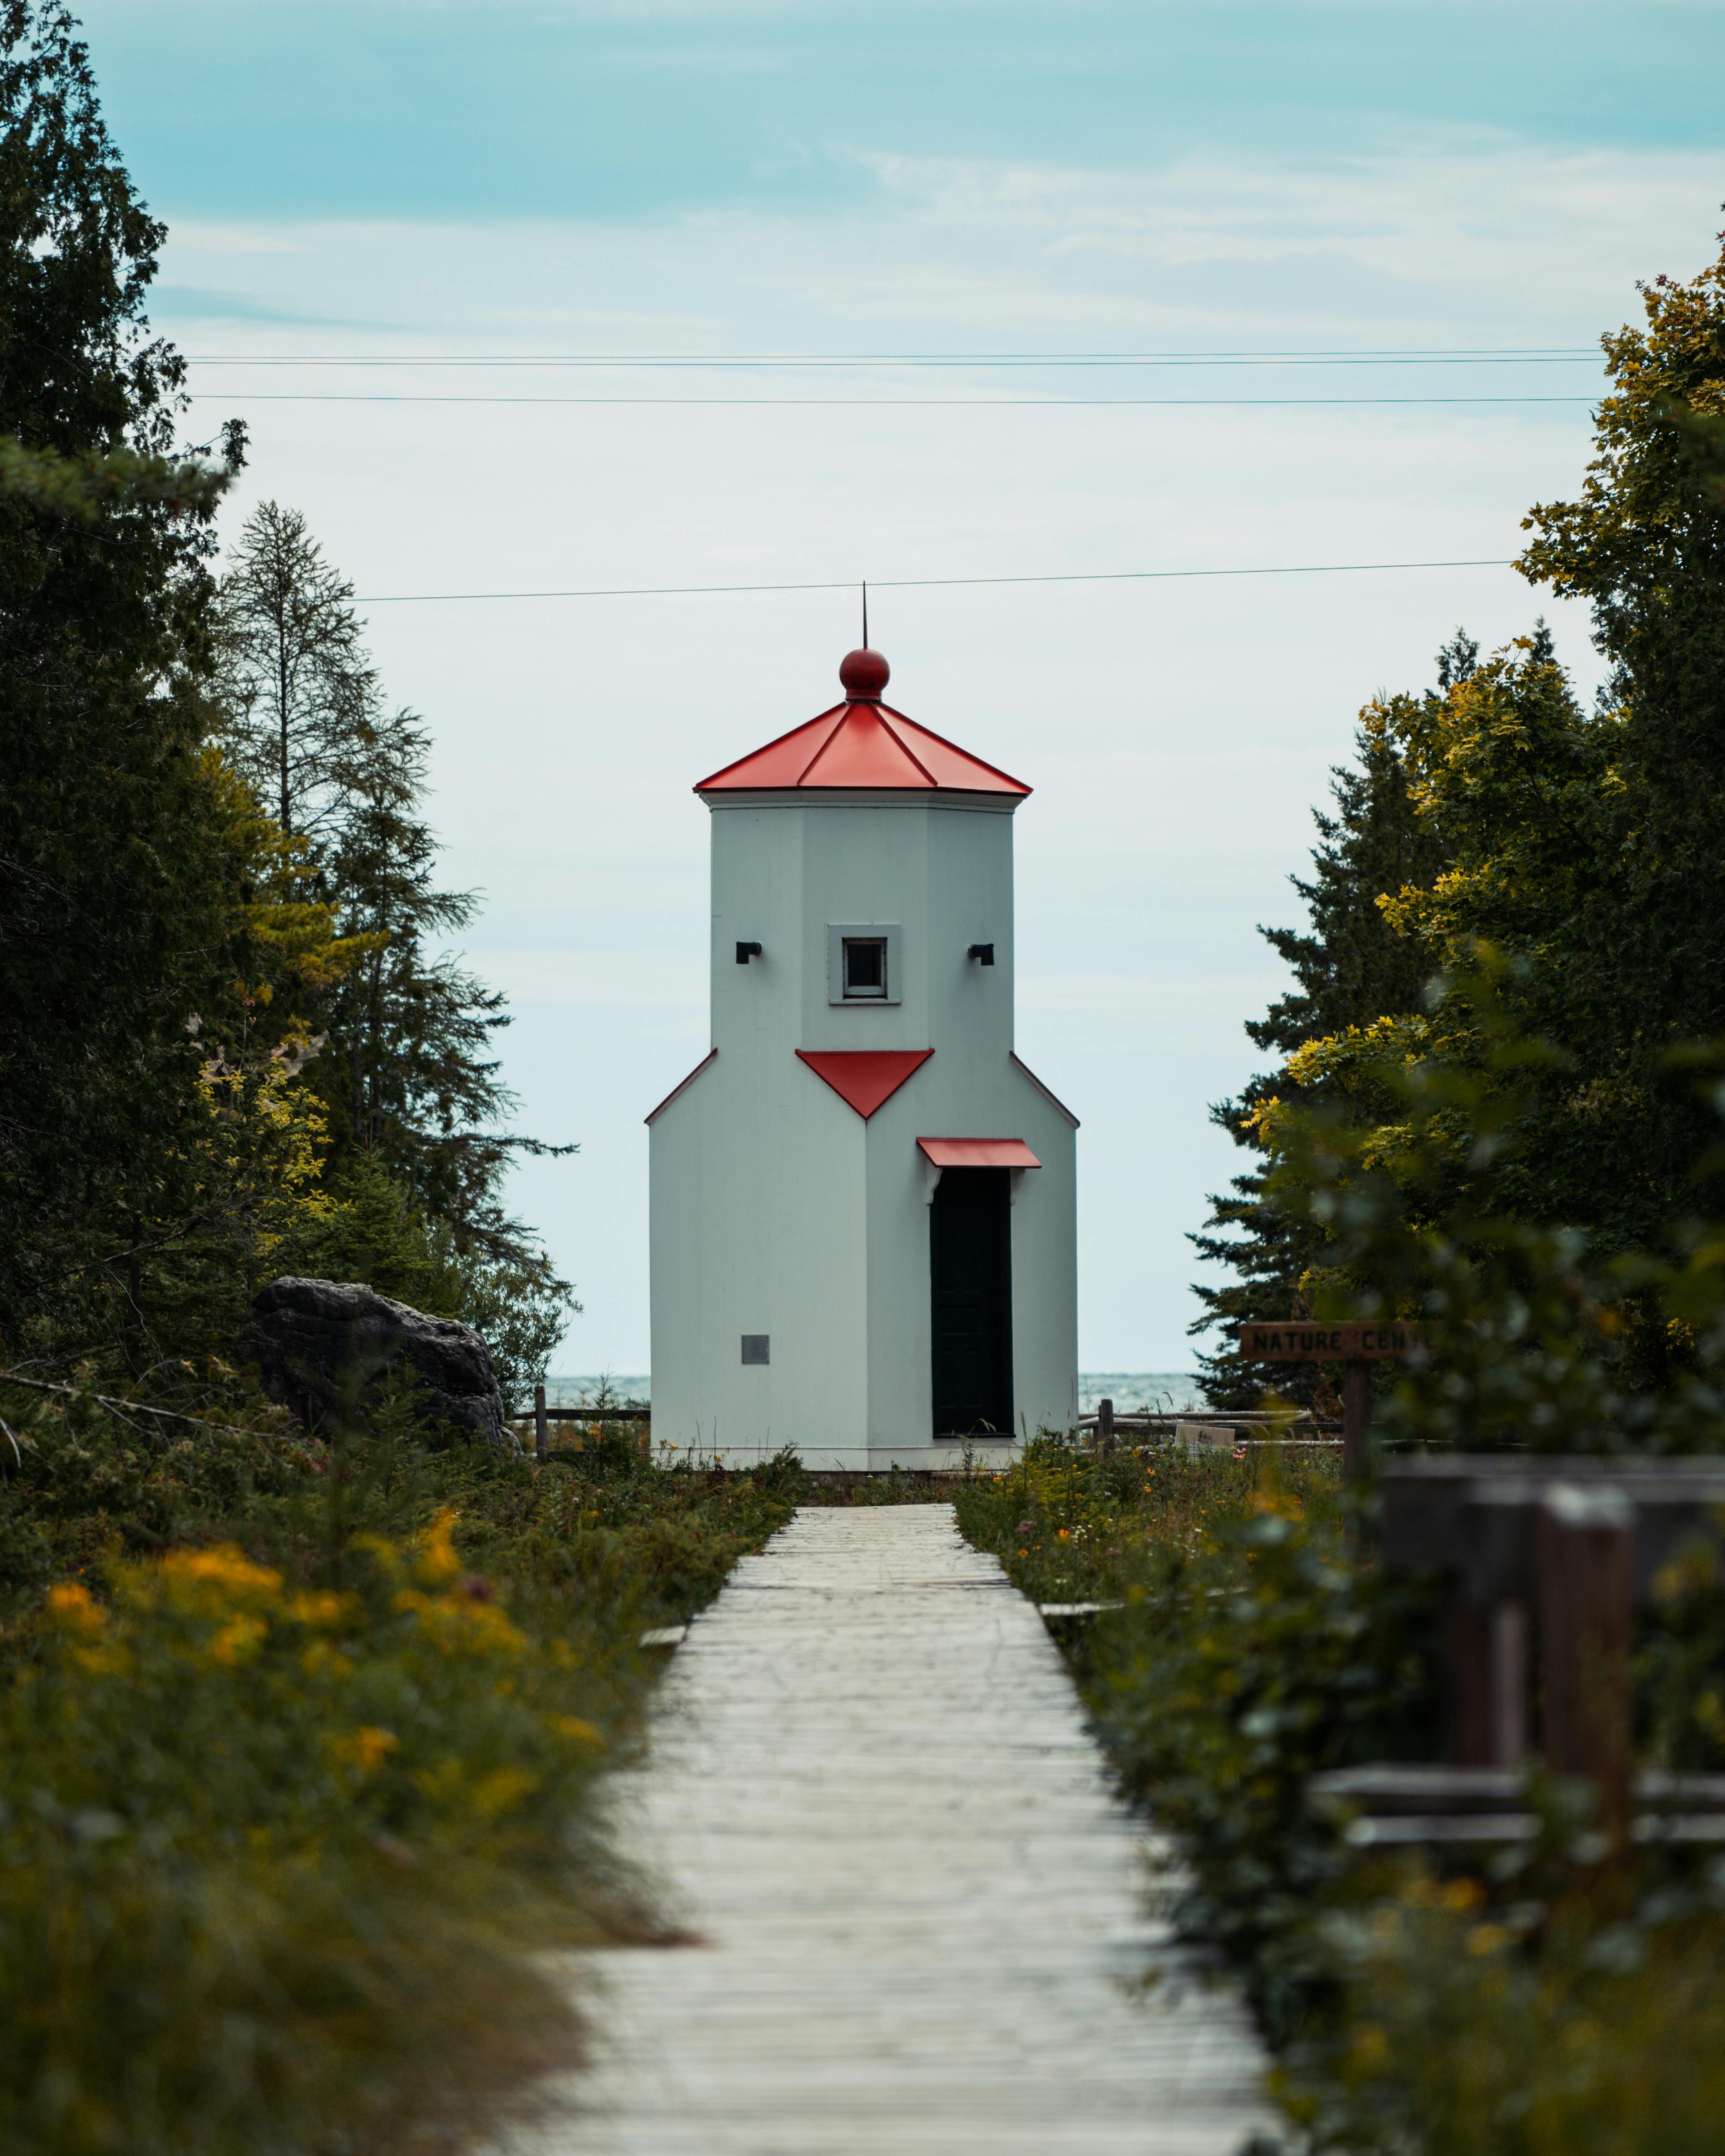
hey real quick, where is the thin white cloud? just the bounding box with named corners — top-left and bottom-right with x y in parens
top-left (152, 131), bottom-right (1718, 1364)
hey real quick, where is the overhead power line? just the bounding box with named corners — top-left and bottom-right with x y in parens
top-left (197, 392), bottom-right (1593, 408)
top-left (353, 556), bottom-right (1516, 605)
top-left (185, 346), bottom-right (1602, 369)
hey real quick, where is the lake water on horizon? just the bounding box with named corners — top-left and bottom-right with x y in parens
top-left (544, 1371), bottom-right (1208, 1414)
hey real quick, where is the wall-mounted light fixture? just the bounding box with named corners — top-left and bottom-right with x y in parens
top-left (736, 941), bottom-right (763, 965)
top-left (968, 943), bottom-right (995, 966)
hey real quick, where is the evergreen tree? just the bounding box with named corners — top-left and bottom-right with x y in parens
top-left (0, 10), bottom-right (571, 1394)
top-left (213, 501), bottom-right (385, 847)
top-left (213, 506), bottom-right (577, 1395)
top-left (320, 706), bottom-right (507, 1192)
top-left (1518, 231), bottom-right (1725, 1210)
top-left (1195, 235), bottom-right (1725, 1404)
top-left (1249, 700), bottom-right (1453, 1063)
top-left (0, 1), bottom-right (248, 1355)
top-left (1189, 651), bottom-right (1455, 1405)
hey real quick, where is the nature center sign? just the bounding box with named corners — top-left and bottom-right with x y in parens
top-left (1235, 1321), bottom-right (1423, 1363)
top-left (1233, 1318), bottom-right (1426, 1477)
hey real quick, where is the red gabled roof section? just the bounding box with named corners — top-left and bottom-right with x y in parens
top-left (796, 1048), bottom-right (932, 1119)
top-left (694, 653), bottom-right (1030, 798)
top-left (644, 1049), bottom-right (716, 1125)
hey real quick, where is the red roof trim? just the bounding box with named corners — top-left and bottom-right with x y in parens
top-left (644, 1048), bottom-right (717, 1125)
top-left (796, 1047), bottom-right (933, 1119)
top-left (1009, 1051), bottom-right (1079, 1128)
top-left (917, 1137), bottom-right (1041, 1169)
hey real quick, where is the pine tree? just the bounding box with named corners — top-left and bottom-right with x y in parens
top-left (1518, 232), bottom-right (1725, 1214)
top-left (213, 506), bottom-right (577, 1394)
top-left (0, 2), bottom-right (247, 1356)
top-left (0, 9), bottom-right (570, 1396)
top-left (213, 501), bottom-right (384, 848)
top-left (1188, 650), bottom-right (1455, 1405)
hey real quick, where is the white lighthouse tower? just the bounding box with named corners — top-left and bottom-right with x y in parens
top-left (647, 644), bottom-right (1077, 1471)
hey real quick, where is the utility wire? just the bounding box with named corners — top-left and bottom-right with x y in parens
top-left (197, 393), bottom-right (1594, 407)
top-left (184, 347), bottom-right (1602, 369)
top-left (354, 556), bottom-right (1515, 605)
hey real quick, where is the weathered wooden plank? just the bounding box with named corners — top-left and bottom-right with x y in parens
top-left (510, 1505), bottom-right (1269, 2155)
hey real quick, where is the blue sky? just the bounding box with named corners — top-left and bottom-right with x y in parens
top-left (72, 2), bottom-right (1725, 1376)
top-left (86, 3), bottom-right (1725, 227)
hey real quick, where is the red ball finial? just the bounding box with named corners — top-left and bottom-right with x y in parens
top-left (839, 646), bottom-right (890, 701)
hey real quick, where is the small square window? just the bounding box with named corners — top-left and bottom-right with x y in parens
top-left (827, 923), bottom-right (901, 1005)
top-left (741, 1334), bottom-right (770, 1365)
top-left (842, 937), bottom-right (888, 998)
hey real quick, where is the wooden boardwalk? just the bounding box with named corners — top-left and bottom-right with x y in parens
top-left (519, 1504), bottom-right (1270, 2155)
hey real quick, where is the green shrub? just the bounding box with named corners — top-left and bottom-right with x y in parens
top-left (1275, 1871), bottom-right (1725, 2156)
top-left (0, 1516), bottom-right (617, 2155)
top-left (961, 1438), bottom-right (1725, 2150)
top-left (0, 1378), bottom-right (803, 2153)
top-left (0, 1382), bottom-right (316, 1619)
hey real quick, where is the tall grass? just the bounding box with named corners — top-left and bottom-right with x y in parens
top-left (0, 1380), bottom-right (800, 2154)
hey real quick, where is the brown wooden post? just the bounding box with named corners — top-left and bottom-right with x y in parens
top-left (1444, 1598), bottom-right (1529, 1766)
top-left (1342, 1357), bottom-right (1373, 1482)
top-left (1097, 1396), bottom-right (1115, 1455)
top-left (1444, 1593), bottom-right (1494, 1764)
top-left (1537, 1483), bottom-right (1634, 1851)
top-left (1491, 1602), bottom-right (1529, 1767)
top-left (534, 1382), bottom-right (549, 1464)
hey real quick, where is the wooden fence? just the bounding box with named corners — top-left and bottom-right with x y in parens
top-left (507, 1392), bottom-right (1343, 1463)
top-left (1312, 1455), bottom-right (1725, 1851)
top-left (1079, 1399), bottom-right (1342, 1450)
top-left (508, 1386), bottom-right (650, 1461)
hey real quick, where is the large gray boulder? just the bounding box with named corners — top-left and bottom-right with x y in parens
top-left (239, 1277), bottom-right (514, 1451)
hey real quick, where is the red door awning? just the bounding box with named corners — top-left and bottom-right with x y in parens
top-left (916, 1137), bottom-right (1041, 1170)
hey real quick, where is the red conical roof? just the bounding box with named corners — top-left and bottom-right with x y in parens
top-left (694, 649), bottom-right (1030, 798)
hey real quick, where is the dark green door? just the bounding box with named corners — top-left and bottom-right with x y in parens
top-left (929, 1168), bottom-right (1013, 1439)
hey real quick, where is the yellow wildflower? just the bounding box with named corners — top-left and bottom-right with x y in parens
top-left (208, 1612), bottom-right (269, 1666)
top-left (412, 1509), bottom-right (463, 1587)
top-left (45, 1581), bottom-right (106, 1636)
top-left (161, 1545), bottom-right (283, 1599)
top-left (470, 1766), bottom-right (537, 1817)
top-left (350, 1531), bottom-right (401, 1577)
top-left (393, 1587), bottom-right (527, 1657)
top-left (328, 1726), bottom-right (400, 1775)
top-left (553, 1716), bottom-right (604, 1746)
